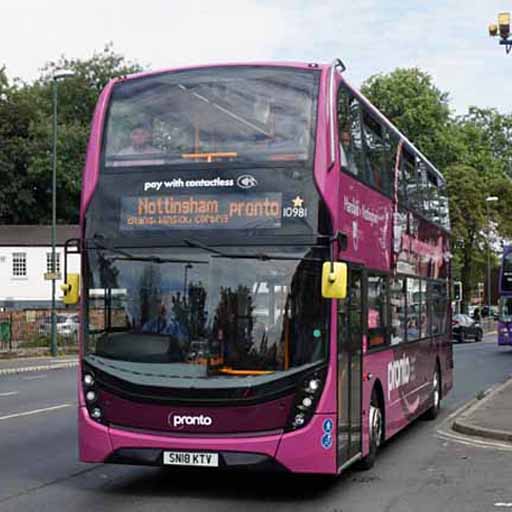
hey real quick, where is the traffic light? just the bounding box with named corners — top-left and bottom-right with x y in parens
top-left (499, 12), bottom-right (511, 39)
top-left (453, 281), bottom-right (462, 302)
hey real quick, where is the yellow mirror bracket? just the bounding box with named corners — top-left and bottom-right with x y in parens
top-left (322, 262), bottom-right (348, 299)
top-left (61, 273), bottom-right (80, 305)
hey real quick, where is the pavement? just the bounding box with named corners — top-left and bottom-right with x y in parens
top-left (0, 356), bottom-right (78, 375)
top-left (452, 378), bottom-right (512, 444)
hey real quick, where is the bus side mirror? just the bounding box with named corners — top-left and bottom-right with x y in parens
top-left (61, 273), bottom-right (80, 305)
top-left (321, 262), bottom-right (347, 299)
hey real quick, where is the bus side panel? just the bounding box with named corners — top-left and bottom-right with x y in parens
top-left (79, 407), bottom-right (113, 462)
top-left (364, 343), bottom-right (431, 442)
top-left (275, 414), bottom-right (337, 474)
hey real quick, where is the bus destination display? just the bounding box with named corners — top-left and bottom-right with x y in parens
top-left (120, 193), bottom-right (283, 231)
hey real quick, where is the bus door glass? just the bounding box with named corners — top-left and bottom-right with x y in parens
top-left (337, 267), bottom-right (363, 465)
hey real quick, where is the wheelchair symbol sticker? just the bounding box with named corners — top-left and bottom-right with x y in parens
top-left (321, 433), bottom-right (333, 449)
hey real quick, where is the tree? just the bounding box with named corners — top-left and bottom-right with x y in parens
top-left (362, 68), bottom-right (512, 310)
top-left (361, 68), bottom-right (457, 170)
top-left (0, 44), bottom-right (144, 225)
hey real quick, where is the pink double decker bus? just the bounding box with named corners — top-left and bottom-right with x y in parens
top-left (73, 60), bottom-right (452, 474)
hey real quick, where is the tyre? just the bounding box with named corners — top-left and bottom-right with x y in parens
top-left (424, 365), bottom-right (441, 420)
top-left (459, 330), bottom-right (465, 343)
top-left (475, 329), bottom-right (483, 342)
top-left (357, 389), bottom-right (383, 470)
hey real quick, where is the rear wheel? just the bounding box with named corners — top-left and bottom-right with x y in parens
top-left (357, 390), bottom-right (383, 470)
top-left (459, 330), bottom-right (465, 343)
top-left (424, 365), bottom-right (441, 420)
top-left (475, 328), bottom-right (483, 342)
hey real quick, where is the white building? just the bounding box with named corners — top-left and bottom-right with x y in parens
top-left (0, 225), bottom-right (80, 309)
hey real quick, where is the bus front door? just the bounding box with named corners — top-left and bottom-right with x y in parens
top-left (337, 268), bottom-right (363, 467)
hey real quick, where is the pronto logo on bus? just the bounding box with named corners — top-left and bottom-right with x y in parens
top-left (168, 413), bottom-right (213, 429)
top-left (387, 355), bottom-right (412, 400)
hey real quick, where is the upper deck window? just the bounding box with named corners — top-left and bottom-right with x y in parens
top-left (337, 86), bottom-right (395, 197)
top-left (103, 67), bottom-right (319, 168)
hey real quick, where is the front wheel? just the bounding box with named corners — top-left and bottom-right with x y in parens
top-left (424, 366), bottom-right (441, 420)
top-left (357, 391), bottom-right (383, 470)
top-left (475, 329), bottom-right (483, 342)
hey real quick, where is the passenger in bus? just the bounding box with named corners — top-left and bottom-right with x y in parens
top-left (142, 303), bottom-right (188, 341)
top-left (118, 120), bottom-right (161, 155)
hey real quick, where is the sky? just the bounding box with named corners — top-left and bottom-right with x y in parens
top-left (1, 0), bottom-right (511, 115)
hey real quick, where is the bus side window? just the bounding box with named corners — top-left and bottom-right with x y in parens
top-left (367, 274), bottom-right (388, 348)
top-left (337, 87), bottom-right (364, 177)
top-left (390, 278), bottom-right (406, 345)
top-left (400, 148), bottom-right (419, 210)
top-left (361, 111), bottom-right (393, 196)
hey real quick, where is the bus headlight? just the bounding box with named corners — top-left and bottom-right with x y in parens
top-left (82, 367), bottom-right (105, 423)
top-left (83, 373), bottom-right (95, 387)
top-left (285, 367), bottom-right (326, 431)
top-left (86, 390), bottom-right (97, 403)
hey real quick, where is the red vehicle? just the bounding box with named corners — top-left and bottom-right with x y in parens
top-left (65, 60), bottom-right (452, 475)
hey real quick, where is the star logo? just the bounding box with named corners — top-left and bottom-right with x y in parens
top-left (292, 196), bottom-right (304, 208)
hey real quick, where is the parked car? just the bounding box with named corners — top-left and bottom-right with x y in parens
top-left (39, 314), bottom-right (79, 337)
top-left (452, 314), bottom-right (483, 343)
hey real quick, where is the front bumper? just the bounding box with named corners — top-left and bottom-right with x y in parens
top-left (79, 406), bottom-right (337, 474)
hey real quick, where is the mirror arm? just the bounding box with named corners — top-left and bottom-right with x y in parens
top-left (329, 231), bottom-right (348, 263)
top-left (63, 238), bottom-right (81, 284)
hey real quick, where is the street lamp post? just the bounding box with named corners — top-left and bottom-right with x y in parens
top-left (485, 196), bottom-right (499, 323)
top-left (50, 70), bottom-right (74, 357)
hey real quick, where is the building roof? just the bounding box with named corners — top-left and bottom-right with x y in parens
top-left (0, 225), bottom-right (80, 246)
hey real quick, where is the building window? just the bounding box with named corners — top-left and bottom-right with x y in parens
top-left (12, 252), bottom-right (27, 277)
top-left (46, 252), bottom-right (60, 274)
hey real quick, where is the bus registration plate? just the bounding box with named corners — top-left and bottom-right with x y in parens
top-left (163, 451), bottom-right (219, 467)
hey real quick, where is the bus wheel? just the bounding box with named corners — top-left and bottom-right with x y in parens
top-left (424, 365), bottom-right (441, 420)
top-left (357, 390), bottom-right (383, 471)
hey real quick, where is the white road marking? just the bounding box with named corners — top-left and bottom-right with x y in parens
top-left (0, 403), bottom-right (71, 421)
top-left (0, 392), bottom-right (18, 397)
top-left (495, 504), bottom-right (512, 508)
top-left (22, 375), bottom-right (48, 380)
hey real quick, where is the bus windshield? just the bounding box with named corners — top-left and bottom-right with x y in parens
top-left (499, 296), bottom-right (512, 323)
top-left (84, 245), bottom-right (328, 383)
top-left (103, 67), bottom-right (319, 167)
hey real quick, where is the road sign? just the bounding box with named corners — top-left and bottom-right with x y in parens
top-left (44, 272), bottom-right (61, 281)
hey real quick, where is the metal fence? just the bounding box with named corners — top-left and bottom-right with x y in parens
top-left (0, 309), bottom-right (79, 353)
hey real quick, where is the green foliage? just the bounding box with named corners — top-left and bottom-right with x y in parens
top-left (363, 68), bottom-right (512, 310)
top-left (0, 44), bottom-right (144, 224)
top-left (361, 68), bottom-right (456, 169)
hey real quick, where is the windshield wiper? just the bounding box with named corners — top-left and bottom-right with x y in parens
top-left (183, 238), bottom-right (316, 262)
top-left (87, 237), bottom-right (206, 264)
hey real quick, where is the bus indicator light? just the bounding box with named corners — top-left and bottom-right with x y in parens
top-left (91, 408), bottom-right (102, 420)
top-left (293, 414), bottom-right (305, 428)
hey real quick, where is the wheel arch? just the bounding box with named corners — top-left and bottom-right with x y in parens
top-left (371, 378), bottom-right (386, 441)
